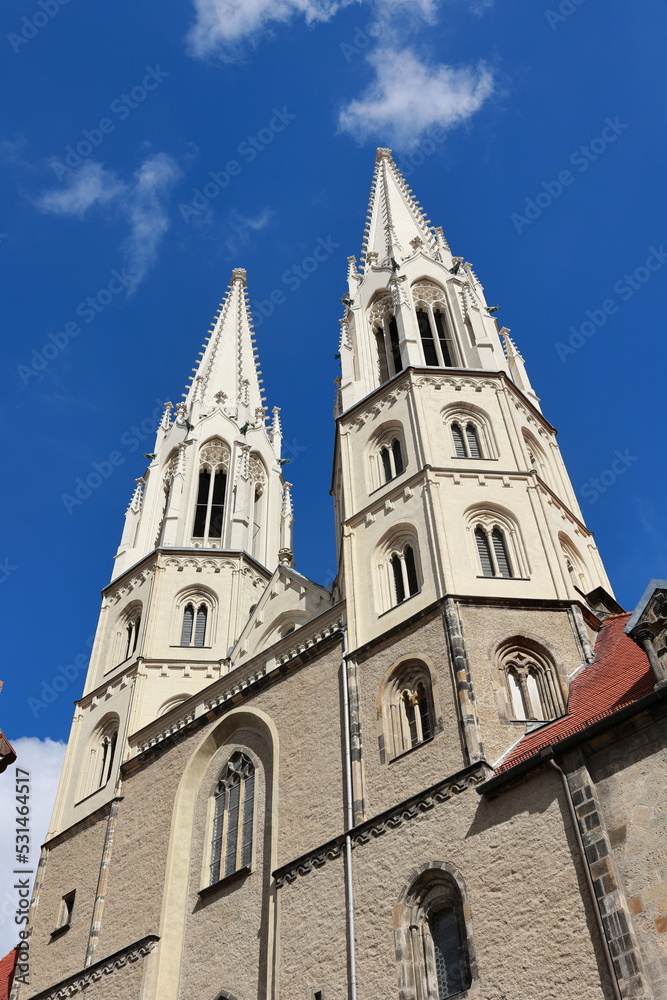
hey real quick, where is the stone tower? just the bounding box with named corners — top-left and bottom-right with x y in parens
top-left (49, 268), bottom-right (293, 836)
top-left (334, 147), bottom-right (611, 651)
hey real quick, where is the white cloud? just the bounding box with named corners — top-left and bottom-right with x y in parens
top-left (36, 154), bottom-right (181, 292)
top-left (338, 46), bottom-right (493, 149)
top-left (37, 161), bottom-right (124, 219)
top-left (187, 0), bottom-right (352, 57)
top-left (122, 154), bottom-right (183, 293)
top-left (0, 738), bottom-right (66, 959)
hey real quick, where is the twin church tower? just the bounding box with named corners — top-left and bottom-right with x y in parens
top-left (18, 150), bottom-right (626, 1000)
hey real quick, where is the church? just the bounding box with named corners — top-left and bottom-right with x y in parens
top-left (13, 149), bottom-right (667, 1000)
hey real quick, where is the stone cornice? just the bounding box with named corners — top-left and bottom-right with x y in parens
top-left (272, 762), bottom-right (491, 887)
top-left (21, 935), bottom-right (159, 1000)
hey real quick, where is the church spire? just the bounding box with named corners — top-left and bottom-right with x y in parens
top-left (183, 267), bottom-right (264, 419)
top-left (362, 148), bottom-right (439, 269)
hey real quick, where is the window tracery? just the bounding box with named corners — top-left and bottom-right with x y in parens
top-left (497, 640), bottom-right (565, 722)
top-left (395, 865), bottom-right (474, 1000)
top-left (210, 752), bottom-right (255, 884)
top-left (193, 440), bottom-right (230, 542)
top-left (380, 661), bottom-right (435, 762)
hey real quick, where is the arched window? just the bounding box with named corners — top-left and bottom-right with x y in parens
top-left (417, 308), bottom-right (454, 367)
top-left (395, 865), bottom-right (474, 1000)
top-left (412, 283), bottom-right (459, 369)
top-left (560, 534), bottom-right (589, 594)
top-left (475, 525), bottom-right (512, 578)
top-left (497, 641), bottom-right (565, 722)
top-left (467, 506), bottom-right (528, 581)
top-left (124, 613), bottom-right (141, 660)
top-left (444, 405), bottom-right (496, 462)
top-left (84, 718), bottom-right (120, 798)
top-left (451, 422), bottom-right (482, 459)
top-left (380, 438), bottom-right (404, 483)
top-left (391, 544), bottom-right (419, 605)
top-left (114, 603), bottom-right (142, 666)
top-left (180, 602), bottom-right (208, 647)
top-left (210, 752), bottom-right (255, 884)
top-left (380, 660), bottom-right (436, 762)
top-left (370, 296), bottom-right (403, 385)
top-left (192, 441), bottom-right (230, 543)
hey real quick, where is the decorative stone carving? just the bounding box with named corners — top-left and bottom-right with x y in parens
top-left (30, 936), bottom-right (159, 1000)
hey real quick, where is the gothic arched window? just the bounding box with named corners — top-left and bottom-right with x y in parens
top-left (467, 506), bottom-right (528, 582)
top-left (395, 865), bottom-right (474, 1000)
top-left (380, 660), bottom-right (436, 762)
top-left (475, 525), bottom-right (512, 578)
top-left (210, 752), bottom-right (255, 884)
top-left (391, 544), bottom-right (419, 605)
top-left (412, 284), bottom-right (459, 369)
top-left (497, 641), bottom-right (565, 722)
top-left (451, 422), bottom-right (482, 460)
top-left (192, 441), bottom-right (230, 543)
top-left (124, 613), bottom-right (141, 660)
top-left (370, 296), bottom-right (402, 385)
top-left (380, 438), bottom-right (404, 483)
top-left (180, 602), bottom-right (209, 647)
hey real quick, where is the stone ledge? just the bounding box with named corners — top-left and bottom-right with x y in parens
top-left (273, 761), bottom-right (491, 887)
top-left (22, 934), bottom-right (159, 1000)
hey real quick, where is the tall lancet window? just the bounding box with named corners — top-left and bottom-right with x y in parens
top-left (210, 752), bottom-right (255, 884)
top-left (192, 441), bottom-right (230, 543)
top-left (371, 296), bottom-right (403, 385)
top-left (413, 284), bottom-right (459, 368)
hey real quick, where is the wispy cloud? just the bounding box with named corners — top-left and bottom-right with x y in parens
top-left (35, 154), bottom-right (182, 292)
top-left (122, 154), bottom-right (182, 292)
top-left (223, 206), bottom-right (274, 257)
top-left (37, 161), bottom-right (125, 219)
top-left (338, 46), bottom-right (493, 149)
top-left (0, 737), bottom-right (66, 958)
top-left (187, 0), bottom-right (351, 58)
top-left (185, 0), bottom-right (439, 58)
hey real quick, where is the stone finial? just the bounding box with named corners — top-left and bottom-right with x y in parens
top-left (175, 401), bottom-right (188, 426)
top-left (128, 478), bottom-right (146, 514)
top-left (159, 401), bottom-right (173, 432)
top-left (231, 267), bottom-right (247, 286)
top-left (376, 147), bottom-right (393, 162)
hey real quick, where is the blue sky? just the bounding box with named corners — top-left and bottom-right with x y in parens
top-left (2, 0), bottom-right (667, 760)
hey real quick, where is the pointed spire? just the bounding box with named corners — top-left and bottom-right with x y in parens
top-left (362, 149), bottom-right (437, 270)
top-left (184, 268), bottom-right (265, 418)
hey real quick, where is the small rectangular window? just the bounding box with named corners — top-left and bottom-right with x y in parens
top-left (58, 891), bottom-right (75, 929)
top-left (312, 991), bottom-right (324, 1000)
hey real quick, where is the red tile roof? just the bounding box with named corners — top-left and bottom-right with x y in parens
top-left (495, 614), bottom-right (655, 775)
top-left (0, 948), bottom-right (18, 1000)
top-left (0, 731), bottom-right (16, 774)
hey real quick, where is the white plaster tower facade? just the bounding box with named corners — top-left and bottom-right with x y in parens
top-left (334, 148), bottom-right (612, 650)
top-left (50, 268), bottom-right (293, 835)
